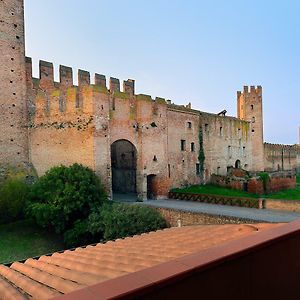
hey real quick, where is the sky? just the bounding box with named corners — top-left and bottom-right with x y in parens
top-left (24, 0), bottom-right (300, 144)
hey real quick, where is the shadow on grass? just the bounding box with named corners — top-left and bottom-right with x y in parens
top-left (0, 219), bottom-right (65, 265)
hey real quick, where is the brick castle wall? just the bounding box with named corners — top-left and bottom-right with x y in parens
top-left (0, 0), bottom-right (298, 200)
top-left (0, 0), bottom-right (28, 166)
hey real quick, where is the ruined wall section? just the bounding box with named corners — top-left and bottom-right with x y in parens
top-left (264, 143), bottom-right (298, 172)
top-left (237, 86), bottom-right (264, 171)
top-left (201, 112), bottom-right (252, 181)
top-left (0, 0), bottom-right (29, 166)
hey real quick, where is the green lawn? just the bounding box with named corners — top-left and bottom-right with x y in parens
top-left (171, 184), bottom-right (259, 198)
top-left (265, 173), bottom-right (300, 200)
top-left (0, 220), bottom-right (65, 265)
top-left (171, 174), bottom-right (300, 201)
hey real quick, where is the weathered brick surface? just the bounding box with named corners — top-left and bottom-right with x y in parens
top-left (0, 1), bottom-right (299, 199)
top-left (264, 143), bottom-right (298, 172)
top-left (265, 199), bottom-right (300, 212)
top-left (211, 172), bottom-right (296, 195)
top-left (0, 0), bottom-right (28, 166)
top-left (268, 176), bottom-right (296, 193)
top-left (247, 179), bottom-right (264, 194)
top-left (237, 86), bottom-right (264, 172)
top-left (156, 207), bottom-right (258, 227)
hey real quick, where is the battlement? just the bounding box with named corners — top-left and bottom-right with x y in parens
top-left (264, 142), bottom-right (298, 153)
top-left (26, 57), bottom-right (172, 122)
top-left (26, 57), bottom-right (137, 95)
top-left (237, 85), bottom-right (262, 98)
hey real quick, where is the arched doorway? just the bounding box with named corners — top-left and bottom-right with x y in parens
top-left (111, 140), bottom-right (137, 194)
top-left (235, 160), bottom-right (241, 169)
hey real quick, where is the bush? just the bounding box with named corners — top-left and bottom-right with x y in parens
top-left (63, 219), bottom-right (95, 248)
top-left (98, 203), bottom-right (168, 241)
top-left (27, 164), bottom-right (107, 236)
top-left (259, 172), bottom-right (270, 193)
top-left (0, 177), bottom-right (30, 224)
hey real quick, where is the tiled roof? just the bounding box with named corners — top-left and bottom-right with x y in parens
top-left (0, 223), bottom-right (282, 300)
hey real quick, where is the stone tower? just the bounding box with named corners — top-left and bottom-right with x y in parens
top-left (0, 0), bottom-right (28, 166)
top-left (237, 86), bottom-right (264, 171)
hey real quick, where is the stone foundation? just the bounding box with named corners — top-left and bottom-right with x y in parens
top-left (155, 207), bottom-right (258, 227)
top-left (265, 199), bottom-right (300, 213)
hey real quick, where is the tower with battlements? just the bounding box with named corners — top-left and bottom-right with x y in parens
top-left (0, 1), bottom-right (297, 199)
top-left (237, 86), bottom-right (264, 172)
top-left (0, 0), bottom-right (28, 166)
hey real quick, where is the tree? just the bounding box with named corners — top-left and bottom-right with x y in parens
top-left (27, 164), bottom-right (107, 235)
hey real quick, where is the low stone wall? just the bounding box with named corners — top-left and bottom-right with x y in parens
top-left (265, 199), bottom-right (300, 212)
top-left (155, 207), bottom-right (258, 227)
top-left (267, 175), bottom-right (296, 193)
top-left (169, 192), bottom-right (260, 208)
top-left (211, 170), bottom-right (296, 195)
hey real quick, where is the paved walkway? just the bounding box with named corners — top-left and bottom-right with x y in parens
top-left (141, 199), bottom-right (300, 223)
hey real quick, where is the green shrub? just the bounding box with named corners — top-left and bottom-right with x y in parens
top-left (0, 177), bottom-right (30, 224)
top-left (98, 204), bottom-right (168, 241)
top-left (258, 172), bottom-right (270, 193)
top-left (27, 164), bottom-right (107, 235)
top-left (63, 219), bottom-right (95, 248)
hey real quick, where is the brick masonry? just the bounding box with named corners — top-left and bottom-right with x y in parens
top-left (211, 171), bottom-right (296, 195)
top-left (265, 199), bottom-right (300, 213)
top-left (0, 0), bottom-right (299, 200)
top-left (156, 207), bottom-right (258, 227)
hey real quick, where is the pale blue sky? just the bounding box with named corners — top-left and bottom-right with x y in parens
top-left (24, 0), bottom-right (299, 144)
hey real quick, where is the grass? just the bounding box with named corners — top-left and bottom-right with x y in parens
top-left (171, 184), bottom-right (259, 198)
top-left (172, 174), bottom-right (300, 201)
top-left (0, 219), bottom-right (65, 265)
top-left (265, 173), bottom-right (300, 201)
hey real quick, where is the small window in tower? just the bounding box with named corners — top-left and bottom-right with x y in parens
top-left (220, 127), bottom-right (223, 136)
top-left (228, 146), bottom-right (232, 158)
top-left (191, 142), bottom-right (195, 152)
top-left (251, 105), bottom-right (254, 110)
top-left (181, 139), bottom-right (186, 151)
top-left (252, 117), bottom-right (256, 123)
top-left (252, 129), bottom-right (255, 133)
top-left (187, 121), bottom-right (192, 129)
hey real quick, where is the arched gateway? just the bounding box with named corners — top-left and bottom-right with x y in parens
top-left (111, 140), bottom-right (137, 194)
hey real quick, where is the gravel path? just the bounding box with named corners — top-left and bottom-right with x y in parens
top-left (142, 199), bottom-right (300, 223)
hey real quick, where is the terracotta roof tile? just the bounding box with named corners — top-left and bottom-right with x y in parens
top-left (0, 223), bottom-right (283, 299)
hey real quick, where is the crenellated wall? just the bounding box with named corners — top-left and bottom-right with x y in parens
top-left (1, 1), bottom-right (298, 199)
top-left (24, 58), bottom-right (298, 199)
top-left (25, 58), bottom-right (176, 199)
top-left (264, 143), bottom-right (298, 172)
